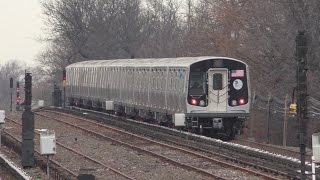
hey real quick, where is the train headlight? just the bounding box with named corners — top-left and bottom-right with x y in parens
top-left (232, 100), bottom-right (237, 106)
top-left (199, 100), bottom-right (205, 106)
top-left (239, 98), bottom-right (246, 105)
top-left (191, 99), bottom-right (198, 105)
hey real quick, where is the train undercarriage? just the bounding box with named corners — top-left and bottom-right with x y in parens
top-left (185, 117), bottom-right (246, 140)
top-left (68, 98), bottom-right (246, 140)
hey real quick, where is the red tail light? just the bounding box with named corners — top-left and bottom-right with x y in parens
top-left (191, 99), bottom-right (198, 105)
top-left (239, 98), bottom-right (246, 105)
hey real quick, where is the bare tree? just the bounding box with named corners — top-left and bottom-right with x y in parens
top-left (181, 0), bottom-right (301, 96)
top-left (0, 61), bottom-right (24, 110)
top-left (285, 0), bottom-right (320, 96)
top-left (139, 0), bottom-right (182, 57)
top-left (38, 0), bottom-right (320, 98)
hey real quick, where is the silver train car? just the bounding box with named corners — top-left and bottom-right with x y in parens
top-left (66, 56), bottom-right (250, 138)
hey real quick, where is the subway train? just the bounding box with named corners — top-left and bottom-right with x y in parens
top-left (65, 56), bottom-right (250, 139)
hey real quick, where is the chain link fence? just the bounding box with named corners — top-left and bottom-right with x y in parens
top-left (247, 92), bottom-right (320, 148)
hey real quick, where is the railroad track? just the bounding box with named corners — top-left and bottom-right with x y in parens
top-left (51, 107), bottom-right (319, 179)
top-left (4, 117), bottom-right (134, 180)
top-left (6, 112), bottom-right (227, 180)
top-left (2, 129), bottom-right (77, 179)
top-left (232, 138), bottom-right (312, 161)
top-left (34, 109), bottom-right (290, 179)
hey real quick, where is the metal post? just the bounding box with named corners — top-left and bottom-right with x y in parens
top-left (312, 156), bottom-right (316, 180)
top-left (21, 73), bottom-right (35, 167)
top-left (63, 69), bottom-right (66, 108)
top-left (63, 85), bottom-right (66, 108)
top-left (10, 89), bottom-right (12, 112)
top-left (16, 81), bottom-right (20, 111)
top-left (0, 129), bottom-right (1, 148)
top-left (10, 77), bottom-right (13, 112)
top-left (47, 155), bottom-right (50, 180)
top-left (250, 91), bottom-right (256, 137)
top-left (283, 94), bottom-right (288, 147)
top-left (296, 31), bottom-right (308, 179)
top-left (267, 93), bottom-right (271, 143)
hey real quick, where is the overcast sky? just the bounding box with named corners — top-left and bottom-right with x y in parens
top-left (0, 0), bottom-right (44, 66)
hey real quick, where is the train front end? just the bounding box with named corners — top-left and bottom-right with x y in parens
top-left (183, 58), bottom-right (250, 138)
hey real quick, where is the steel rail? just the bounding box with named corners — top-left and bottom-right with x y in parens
top-left (35, 112), bottom-right (228, 180)
top-left (5, 117), bottom-right (135, 180)
top-left (38, 110), bottom-right (283, 180)
top-left (2, 128), bottom-right (77, 178)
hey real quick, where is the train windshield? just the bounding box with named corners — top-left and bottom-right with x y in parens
top-left (189, 72), bottom-right (206, 95)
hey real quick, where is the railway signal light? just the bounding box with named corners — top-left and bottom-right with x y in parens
top-left (61, 69), bottom-right (67, 108)
top-left (22, 72), bottom-right (35, 167)
top-left (16, 81), bottom-right (20, 100)
top-left (16, 82), bottom-right (20, 92)
top-left (63, 69), bottom-right (66, 81)
top-left (62, 69), bottom-right (66, 88)
top-left (10, 77), bottom-right (13, 111)
top-left (10, 77), bottom-right (13, 88)
top-left (289, 103), bottom-right (297, 114)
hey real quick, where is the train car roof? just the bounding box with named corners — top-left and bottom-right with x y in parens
top-left (66, 56), bottom-right (247, 68)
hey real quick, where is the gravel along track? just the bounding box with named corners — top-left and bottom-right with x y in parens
top-left (232, 138), bottom-right (312, 161)
top-left (63, 107), bottom-right (319, 179)
top-left (2, 129), bottom-right (77, 179)
top-left (34, 110), bottom-right (285, 180)
top-left (5, 114), bottom-right (133, 180)
top-left (7, 112), bottom-right (217, 180)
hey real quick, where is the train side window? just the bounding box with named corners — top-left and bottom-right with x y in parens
top-left (143, 69), bottom-right (146, 88)
top-left (140, 69), bottom-right (143, 89)
top-left (156, 69), bottom-right (159, 90)
top-left (155, 69), bottom-right (158, 90)
top-left (170, 70), bottom-right (174, 91)
top-left (105, 67), bottom-right (107, 88)
top-left (160, 70), bottom-right (162, 90)
top-left (212, 73), bottom-right (223, 90)
top-left (139, 69), bottom-right (142, 89)
top-left (151, 69), bottom-right (154, 90)
top-left (181, 69), bottom-right (186, 92)
top-left (177, 70), bottom-right (180, 91)
top-left (168, 70), bottom-right (172, 90)
top-left (160, 69), bottom-right (163, 90)
top-left (84, 68), bottom-right (87, 87)
top-left (178, 70), bottom-right (181, 91)
top-left (172, 70), bottom-right (175, 91)
top-left (145, 69), bottom-right (148, 88)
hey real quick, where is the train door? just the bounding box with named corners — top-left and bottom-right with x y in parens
top-left (207, 69), bottom-right (228, 112)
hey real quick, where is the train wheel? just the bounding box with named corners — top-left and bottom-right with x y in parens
top-left (224, 119), bottom-right (236, 139)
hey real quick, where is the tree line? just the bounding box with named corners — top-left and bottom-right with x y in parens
top-left (1, 0), bottom-right (320, 110)
top-left (37, 0), bottom-right (320, 97)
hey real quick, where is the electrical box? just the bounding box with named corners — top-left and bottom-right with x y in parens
top-left (105, 101), bottom-right (114, 111)
top-left (38, 100), bottom-right (44, 107)
top-left (174, 113), bottom-right (185, 126)
top-left (312, 133), bottom-right (320, 163)
top-left (40, 130), bottom-right (56, 155)
top-left (0, 110), bottom-right (5, 124)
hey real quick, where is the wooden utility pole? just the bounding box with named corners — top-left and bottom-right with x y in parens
top-left (283, 94), bottom-right (288, 147)
top-left (267, 93), bottom-right (271, 144)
